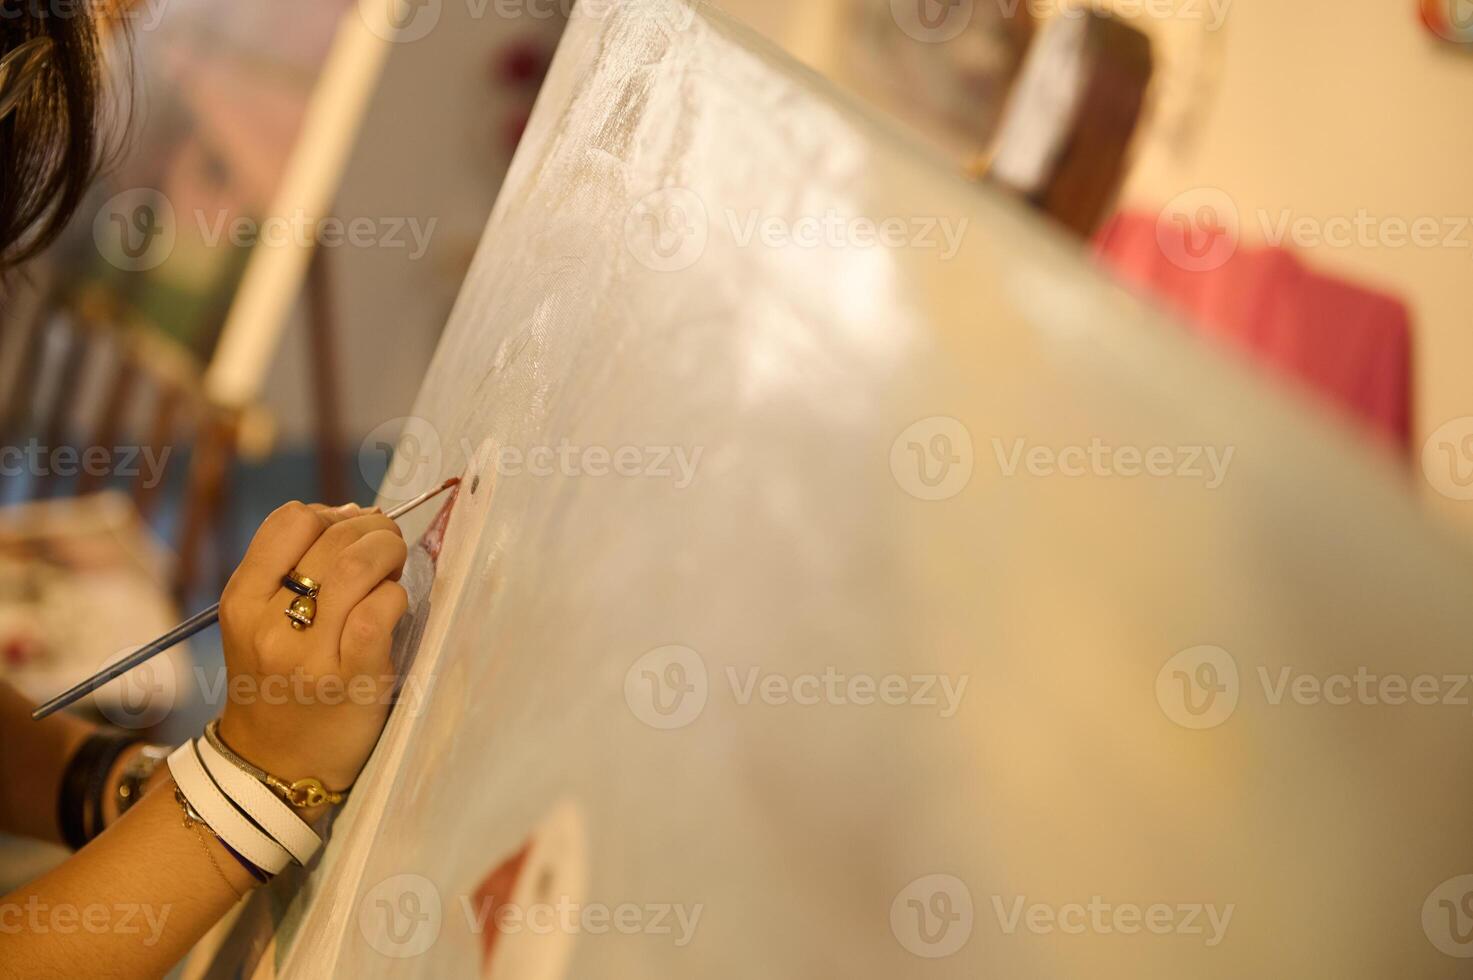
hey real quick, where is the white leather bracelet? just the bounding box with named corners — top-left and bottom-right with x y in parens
top-left (167, 744), bottom-right (292, 876)
top-left (195, 736), bottom-right (321, 866)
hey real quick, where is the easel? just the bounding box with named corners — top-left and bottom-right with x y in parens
top-left (177, 246), bottom-right (349, 596)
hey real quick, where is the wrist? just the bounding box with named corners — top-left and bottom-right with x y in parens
top-left (213, 716), bottom-right (342, 824)
top-left (166, 777), bottom-right (270, 895)
top-left (58, 729), bottom-right (146, 849)
top-left (101, 744), bottom-right (143, 828)
top-left (216, 714), bottom-right (350, 785)
top-left (104, 742), bottom-right (172, 828)
top-left (169, 738), bottom-right (325, 881)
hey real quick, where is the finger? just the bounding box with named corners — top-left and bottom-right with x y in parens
top-left (227, 502), bottom-right (330, 600)
top-left (340, 580), bottom-right (409, 676)
top-left (293, 513), bottom-right (402, 584)
top-left (228, 503), bottom-right (371, 601)
top-left (312, 529), bottom-right (409, 635)
top-left (312, 502), bottom-right (373, 525)
top-left (259, 514), bottom-right (400, 644)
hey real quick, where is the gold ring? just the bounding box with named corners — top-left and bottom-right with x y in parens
top-left (283, 570), bottom-right (321, 598)
top-left (282, 570), bottom-right (320, 630)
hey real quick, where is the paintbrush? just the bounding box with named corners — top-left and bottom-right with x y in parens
top-left (31, 478), bottom-right (460, 721)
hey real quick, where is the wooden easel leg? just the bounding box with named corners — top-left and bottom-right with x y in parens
top-left (177, 411), bottom-right (236, 602)
top-left (306, 247), bottom-right (347, 504)
top-left (135, 385), bottom-right (180, 523)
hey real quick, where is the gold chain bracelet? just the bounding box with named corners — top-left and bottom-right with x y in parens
top-left (175, 788), bottom-right (245, 899)
top-left (202, 720), bottom-right (352, 809)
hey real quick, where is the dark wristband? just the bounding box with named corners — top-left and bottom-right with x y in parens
top-left (58, 731), bottom-right (143, 850)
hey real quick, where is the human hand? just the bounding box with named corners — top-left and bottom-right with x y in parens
top-left (215, 502), bottom-right (409, 814)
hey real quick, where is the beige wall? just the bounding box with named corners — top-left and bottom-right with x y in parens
top-left (265, 6), bottom-right (561, 458)
top-left (720, 0), bottom-right (1473, 534)
top-left (1116, 0), bottom-right (1473, 532)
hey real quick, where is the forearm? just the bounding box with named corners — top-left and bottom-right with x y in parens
top-left (0, 776), bottom-right (254, 977)
top-left (0, 682), bottom-right (94, 844)
top-left (0, 498), bottom-right (406, 973)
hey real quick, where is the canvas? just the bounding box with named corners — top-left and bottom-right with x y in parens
top-left (194, 1), bottom-right (1473, 976)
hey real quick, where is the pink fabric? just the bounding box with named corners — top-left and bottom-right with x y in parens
top-left (1095, 211), bottom-right (1414, 457)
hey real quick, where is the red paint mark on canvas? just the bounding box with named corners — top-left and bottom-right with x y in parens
top-left (474, 843), bottom-right (532, 974)
top-left (417, 484), bottom-right (460, 564)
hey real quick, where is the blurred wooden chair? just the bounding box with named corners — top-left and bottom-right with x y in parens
top-left (0, 248), bottom-right (346, 599)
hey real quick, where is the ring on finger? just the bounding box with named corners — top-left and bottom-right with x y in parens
top-left (282, 570), bottom-right (322, 631)
top-left (283, 570), bottom-right (321, 598)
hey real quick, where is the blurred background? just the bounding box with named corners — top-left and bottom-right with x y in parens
top-left (0, 0), bottom-right (1469, 881)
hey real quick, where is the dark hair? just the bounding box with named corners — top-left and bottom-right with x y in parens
top-left (0, 2), bottom-right (111, 270)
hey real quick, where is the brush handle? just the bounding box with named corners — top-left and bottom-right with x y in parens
top-left (30, 604), bottom-right (220, 720)
top-left (28, 479), bottom-right (458, 721)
